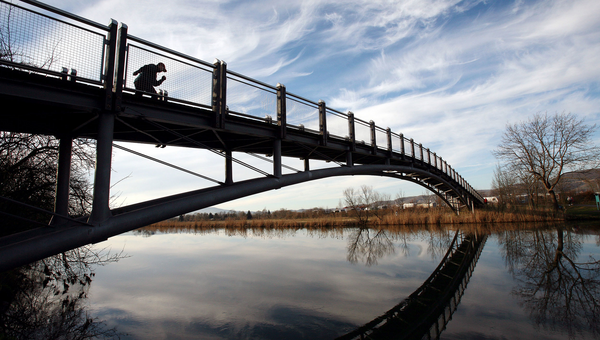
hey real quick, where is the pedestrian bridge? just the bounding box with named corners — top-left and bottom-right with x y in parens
top-left (0, 0), bottom-right (484, 271)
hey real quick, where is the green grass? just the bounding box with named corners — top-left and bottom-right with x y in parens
top-left (565, 205), bottom-right (600, 220)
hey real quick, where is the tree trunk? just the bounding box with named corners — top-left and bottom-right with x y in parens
top-left (549, 190), bottom-right (560, 211)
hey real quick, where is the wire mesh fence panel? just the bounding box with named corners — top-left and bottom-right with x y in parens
top-left (375, 126), bottom-right (388, 151)
top-left (354, 119), bottom-right (371, 146)
top-left (404, 138), bottom-right (414, 158)
top-left (326, 109), bottom-right (348, 140)
top-left (391, 132), bottom-right (403, 155)
top-left (125, 44), bottom-right (213, 107)
top-left (0, 1), bottom-right (106, 82)
top-left (286, 96), bottom-right (318, 131)
top-left (226, 76), bottom-right (276, 120)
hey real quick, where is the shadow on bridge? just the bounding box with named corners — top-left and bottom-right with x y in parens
top-left (0, 0), bottom-right (484, 272)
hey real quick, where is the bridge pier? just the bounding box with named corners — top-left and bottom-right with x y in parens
top-left (346, 150), bottom-right (353, 167)
top-left (50, 135), bottom-right (73, 225)
top-left (88, 111), bottom-right (115, 225)
top-left (225, 149), bottom-right (233, 185)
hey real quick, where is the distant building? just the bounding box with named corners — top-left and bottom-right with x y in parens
top-left (484, 197), bottom-right (498, 204)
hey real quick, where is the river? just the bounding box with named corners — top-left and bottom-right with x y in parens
top-left (1, 223), bottom-right (598, 339)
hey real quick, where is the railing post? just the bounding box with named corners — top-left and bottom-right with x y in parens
top-left (386, 128), bottom-right (392, 158)
top-left (212, 59), bottom-right (227, 129)
top-left (103, 19), bottom-right (118, 111)
top-left (88, 112), bottom-right (115, 225)
top-left (318, 100), bottom-right (327, 146)
top-left (348, 112), bottom-right (356, 152)
top-left (433, 153), bottom-right (438, 170)
top-left (427, 148), bottom-right (431, 166)
top-left (410, 139), bottom-right (415, 165)
top-left (225, 149), bottom-right (233, 185)
top-left (50, 135), bottom-right (73, 225)
top-left (113, 23), bottom-right (128, 112)
top-left (419, 144), bottom-right (424, 164)
top-left (277, 83), bottom-right (287, 139)
top-left (273, 139), bottom-right (282, 179)
top-left (370, 120), bottom-right (376, 154)
top-left (304, 158), bottom-right (310, 172)
top-left (400, 134), bottom-right (405, 159)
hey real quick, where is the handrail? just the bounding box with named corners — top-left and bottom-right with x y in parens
top-left (127, 34), bottom-right (215, 69)
top-left (227, 69), bottom-right (278, 91)
top-left (18, 0), bottom-right (109, 30)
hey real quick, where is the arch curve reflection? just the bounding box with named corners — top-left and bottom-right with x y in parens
top-left (337, 231), bottom-right (487, 340)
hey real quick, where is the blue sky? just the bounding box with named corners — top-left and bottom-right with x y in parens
top-left (38, 0), bottom-right (600, 211)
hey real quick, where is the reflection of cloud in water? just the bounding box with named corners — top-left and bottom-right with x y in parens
top-left (185, 305), bottom-right (356, 340)
top-left (89, 228), bottom-right (445, 338)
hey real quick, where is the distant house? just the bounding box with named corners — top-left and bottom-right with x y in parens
top-left (484, 197), bottom-right (498, 204)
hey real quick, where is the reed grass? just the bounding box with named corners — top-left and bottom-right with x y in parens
top-left (146, 206), bottom-right (569, 231)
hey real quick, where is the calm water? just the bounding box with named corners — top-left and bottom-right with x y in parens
top-left (2, 223), bottom-right (599, 339)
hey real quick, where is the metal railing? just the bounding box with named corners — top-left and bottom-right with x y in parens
top-left (0, 0), bottom-right (483, 204)
top-left (124, 41), bottom-right (214, 109)
top-left (0, 0), bottom-right (108, 84)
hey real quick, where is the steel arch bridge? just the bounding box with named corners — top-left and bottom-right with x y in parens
top-left (0, 0), bottom-right (484, 271)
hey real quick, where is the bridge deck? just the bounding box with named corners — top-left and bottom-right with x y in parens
top-left (1, 66), bottom-right (423, 168)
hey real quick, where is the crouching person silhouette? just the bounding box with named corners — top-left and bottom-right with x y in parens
top-left (133, 62), bottom-right (167, 99)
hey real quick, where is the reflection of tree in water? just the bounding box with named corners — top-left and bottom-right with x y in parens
top-left (498, 227), bottom-right (600, 339)
top-left (346, 228), bottom-right (454, 266)
top-left (347, 228), bottom-right (395, 266)
top-left (0, 246), bottom-right (126, 339)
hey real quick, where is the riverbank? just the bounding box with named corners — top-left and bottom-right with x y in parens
top-left (149, 205), bottom-right (599, 230)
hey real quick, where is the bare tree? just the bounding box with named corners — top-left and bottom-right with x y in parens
top-left (0, 132), bottom-right (96, 235)
top-left (343, 185), bottom-right (388, 225)
top-left (493, 112), bottom-right (600, 211)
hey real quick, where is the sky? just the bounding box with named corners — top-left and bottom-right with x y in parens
top-left (30, 0), bottom-right (600, 212)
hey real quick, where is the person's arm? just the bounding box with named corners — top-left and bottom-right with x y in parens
top-left (155, 75), bottom-right (166, 86)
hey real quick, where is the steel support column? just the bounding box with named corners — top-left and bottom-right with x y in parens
top-left (346, 150), bottom-right (353, 167)
top-left (225, 149), bottom-right (233, 185)
top-left (273, 139), bottom-right (282, 178)
top-left (51, 135), bottom-right (73, 225)
top-left (88, 111), bottom-right (115, 225)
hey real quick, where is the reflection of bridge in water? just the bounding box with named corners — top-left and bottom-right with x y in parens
top-left (338, 232), bottom-right (487, 340)
top-left (0, 0), bottom-right (483, 272)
